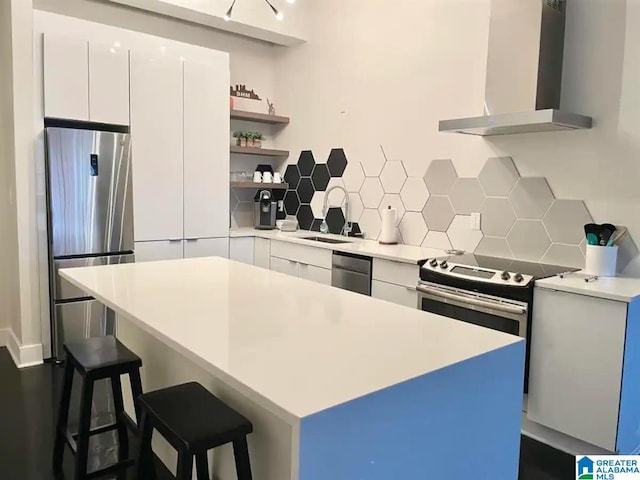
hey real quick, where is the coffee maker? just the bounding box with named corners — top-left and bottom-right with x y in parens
top-left (254, 190), bottom-right (276, 230)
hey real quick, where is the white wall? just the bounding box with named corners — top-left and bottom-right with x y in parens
top-left (0, 0), bottom-right (22, 342)
top-left (275, 0), bottom-right (640, 273)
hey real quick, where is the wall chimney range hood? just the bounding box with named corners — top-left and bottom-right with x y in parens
top-left (439, 0), bottom-right (592, 136)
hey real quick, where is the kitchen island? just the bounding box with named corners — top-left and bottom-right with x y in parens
top-left (61, 257), bottom-right (525, 480)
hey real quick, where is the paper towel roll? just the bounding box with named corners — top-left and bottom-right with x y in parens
top-left (379, 206), bottom-right (398, 244)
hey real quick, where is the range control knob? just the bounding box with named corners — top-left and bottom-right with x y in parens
top-left (501, 271), bottom-right (511, 281)
top-left (440, 261), bottom-right (449, 269)
top-left (514, 273), bottom-right (524, 283)
top-left (429, 258), bottom-right (438, 268)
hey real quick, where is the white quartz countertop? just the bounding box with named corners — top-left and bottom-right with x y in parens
top-left (61, 257), bottom-right (522, 421)
top-left (230, 227), bottom-right (445, 264)
top-left (535, 272), bottom-right (640, 303)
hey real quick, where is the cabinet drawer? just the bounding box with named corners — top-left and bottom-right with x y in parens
top-left (229, 238), bottom-right (254, 264)
top-left (299, 264), bottom-right (331, 286)
top-left (270, 257), bottom-right (298, 277)
top-left (372, 259), bottom-right (419, 288)
top-left (270, 240), bottom-right (332, 269)
top-left (255, 238), bottom-right (271, 269)
top-left (372, 280), bottom-right (418, 308)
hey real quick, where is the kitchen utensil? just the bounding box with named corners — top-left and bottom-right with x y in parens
top-left (599, 223), bottom-right (616, 246)
top-left (607, 227), bottom-right (628, 246)
top-left (584, 223), bottom-right (600, 246)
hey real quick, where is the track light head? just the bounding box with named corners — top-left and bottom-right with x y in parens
top-left (224, 0), bottom-right (236, 21)
top-left (264, 0), bottom-right (283, 20)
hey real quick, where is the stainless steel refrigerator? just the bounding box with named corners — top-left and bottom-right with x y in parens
top-left (45, 126), bottom-right (134, 362)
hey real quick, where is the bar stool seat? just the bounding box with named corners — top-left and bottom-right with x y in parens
top-left (53, 336), bottom-right (143, 480)
top-left (136, 382), bottom-right (253, 480)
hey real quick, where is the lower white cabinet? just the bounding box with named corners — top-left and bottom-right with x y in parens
top-left (270, 257), bottom-right (299, 277)
top-left (372, 280), bottom-right (418, 308)
top-left (299, 263), bottom-right (332, 286)
top-left (229, 238), bottom-right (255, 265)
top-left (527, 287), bottom-right (627, 451)
top-left (135, 240), bottom-right (184, 263)
top-left (254, 238), bottom-right (271, 269)
top-left (183, 238), bottom-right (229, 259)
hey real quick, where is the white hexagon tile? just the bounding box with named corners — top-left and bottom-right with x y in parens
top-left (447, 216), bottom-right (483, 252)
top-left (543, 200), bottom-right (593, 245)
top-left (480, 198), bottom-right (516, 237)
top-left (379, 194), bottom-right (406, 223)
top-left (359, 177), bottom-right (385, 208)
top-left (400, 213), bottom-right (428, 246)
top-left (424, 159), bottom-right (458, 196)
top-left (310, 191), bottom-right (325, 219)
top-left (342, 161), bottom-right (366, 192)
top-left (380, 161), bottom-right (407, 194)
top-left (475, 237), bottom-right (513, 258)
top-left (359, 209), bottom-right (382, 239)
top-left (400, 177), bottom-right (430, 212)
top-left (509, 177), bottom-right (554, 219)
top-left (348, 193), bottom-right (364, 223)
top-left (478, 157), bottom-right (520, 197)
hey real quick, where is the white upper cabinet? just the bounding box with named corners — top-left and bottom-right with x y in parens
top-left (43, 34), bottom-right (89, 121)
top-left (88, 42), bottom-right (130, 125)
top-left (183, 58), bottom-right (230, 239)
top-left (130, 51), bottom-right (184, 242)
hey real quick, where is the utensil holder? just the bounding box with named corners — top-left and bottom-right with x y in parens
top-left (584, 245), bottom-right (618, 277)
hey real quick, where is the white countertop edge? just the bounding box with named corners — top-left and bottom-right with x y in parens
top-left (230, 227), bottom-right (445, 264)
top-left (60, 268), bottom-right (302, 425)
top-left (535, 272), bottom-right (640, 303)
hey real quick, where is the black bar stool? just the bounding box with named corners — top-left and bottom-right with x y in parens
top-left (135, 382), bottom-right (253, 480)
top-left (53, 336), bottom-right (144, 479)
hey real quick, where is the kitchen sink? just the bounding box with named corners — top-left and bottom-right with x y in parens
top-left (301, 236), bottom-right (353, 245)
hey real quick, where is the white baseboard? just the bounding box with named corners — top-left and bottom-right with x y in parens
top-left (6, 329), bottom-right (44, 368)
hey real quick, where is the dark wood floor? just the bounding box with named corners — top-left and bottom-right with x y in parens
top-left (0, 347), bottom-right (574, 479)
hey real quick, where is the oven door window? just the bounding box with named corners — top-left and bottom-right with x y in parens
top-left (422, 297), bottom-right (521, 336)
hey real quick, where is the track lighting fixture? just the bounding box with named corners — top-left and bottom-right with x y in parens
top-left (264, 0), bottom-right (284, 20)
top-left (223, 0), bottom-right (285, 22)
top-left (224, 0), bottom-right (236, 21)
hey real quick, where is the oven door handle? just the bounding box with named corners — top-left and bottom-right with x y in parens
top-left (416, 284), bottom-right (527, 316)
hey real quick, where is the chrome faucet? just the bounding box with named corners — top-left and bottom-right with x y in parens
top-left (322, 185), bottom-right (351, 236)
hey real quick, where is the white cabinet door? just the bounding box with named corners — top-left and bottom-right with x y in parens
top-left (528, 288), bottom-right (627, 450)
top-left (135, 240), bottom-right (183, 262)
top-left (229, 238), bottom-right (254, 265)
top-left (130, 51), bottom-right (183, 242)
top-left (299, 263), bottom-right (331, 285)
top-left (183, 59), bottom-right (230, 239)
top-left (88, 42), bottom-right (130, 125)
top-left (184, 238), bottom-right (229, 259)
top-left (270, 257), bottom-right (298, 277)
top-left (254, 238), bottom-right (271, 269)
top-left (43, 34), bottom-right (89, 120)
top-left (372, 280), bottom-right (418, 308)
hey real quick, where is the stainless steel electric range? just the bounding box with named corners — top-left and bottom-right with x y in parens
top-left (417, 254), bottom-right (578, 391)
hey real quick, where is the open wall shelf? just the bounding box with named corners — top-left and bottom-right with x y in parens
top-left (230, 109), bottom-right (290, 125)
top-left (230, 182), bottom-right (289, 190)
top-left (230, 146), bottom-right (289, 158)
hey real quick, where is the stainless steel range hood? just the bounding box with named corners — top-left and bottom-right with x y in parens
top-left (439, 0), bottom-right (592, 136)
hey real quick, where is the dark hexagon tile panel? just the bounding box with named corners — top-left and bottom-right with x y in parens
top-left (255, 164), bottom-right (275, 174)
top-left (284, 164), bottom-right (301, 189)
top-left (298, 150), bottom-right (316, 177)
top-left (311, 164), bottom-right (331, 192)
top-left (326, 207), bottom-right (346, 234)
top-left (327, 148), bottom-right (348, 177)
top-left (297, 177), bottom-right (314, 204)
top-left (297, 204), bottom-right (314, 230)
top-left (284, 190), bottom-right (300, 216)
top-left (310, 218), bottom-right (323, 232)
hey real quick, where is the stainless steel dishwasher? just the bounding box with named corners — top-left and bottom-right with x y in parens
top-left (331, 251), bottom-right (372, 296)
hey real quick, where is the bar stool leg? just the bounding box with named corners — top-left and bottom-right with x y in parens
top-left (176, 450), bottom-right (193, 480)
top-left (110, 375), bottom-right (129, 480)
top-left (74, 377), bottom-right (94, 479)
top-left (195, 452), bottom-right (209, 480)
top-left (135, 410), bottom-right (156, 480)
top-left (52, 361), bottom-right (75, 476)
top-left (233, 437), bottom-right (253, 480)
top-left (128, 368), bottom-right (144, 423)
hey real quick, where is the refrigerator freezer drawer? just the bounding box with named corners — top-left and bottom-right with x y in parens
top-left (53, 254), bottom-right (134, 301)
top-left (54, 299), bottom-right (115, 361)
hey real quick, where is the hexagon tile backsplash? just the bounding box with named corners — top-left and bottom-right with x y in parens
top-left (232, 148), bottom-right (608, 269)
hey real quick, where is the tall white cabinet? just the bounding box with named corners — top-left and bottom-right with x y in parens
top-left (129, 52), bottom-right (230, 262)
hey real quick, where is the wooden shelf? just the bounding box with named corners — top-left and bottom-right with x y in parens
top-left (230, 146), bottom-right (289, 157)
top-left (230, 109), bottom-right (290, 125)
top-left (230, 182), bottom-right (289, 190)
